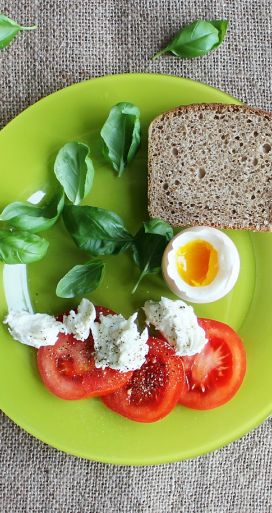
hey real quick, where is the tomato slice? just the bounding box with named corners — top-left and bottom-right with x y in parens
top-left (37, 306), bottom-right (133, 400)
top-left (102, 337), bottom-right (186, 422)
top-left (179, 318), bottom-right (246, 410)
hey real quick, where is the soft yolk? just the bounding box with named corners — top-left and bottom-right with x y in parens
top-left (176, 239), bottom-right (219, 286)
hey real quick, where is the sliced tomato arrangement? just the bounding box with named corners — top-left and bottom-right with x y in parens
top-left (37, 306), bottom-right (133, 400)
top-left (179, 318), bottom-right (246, 410)
top-left (37, 303), bottom-right (247, 418)
top-left (102, 337), bottom-right (186, 422)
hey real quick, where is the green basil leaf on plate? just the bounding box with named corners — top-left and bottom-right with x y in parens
top-left (0, 191), bottom-right (64, 233)
top-left (101, 102), bottom-right (141, 176)
top-left (56, 260), bottom-right (105, 298)
top-left (0, 13), bottom-right (36, 49)
top-left (63, 205), bottom-right (133, 256)
top-left (132, 219), bottom-right (173, 293)
top-left (143, 218), bottom-right (174, 239)
top-left (0, 230), bottom-right (49, 264)
top-left (54, 142), bottom-right (94, 205)
top-left (152, 19), bottom-right (229, 60)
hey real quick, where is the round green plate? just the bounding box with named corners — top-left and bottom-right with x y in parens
top-left (0, 74), bottom-right (271, 465)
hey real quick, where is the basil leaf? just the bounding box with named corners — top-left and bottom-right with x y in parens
top-left (143, 218), bottom-right (174, 239)
top-left (0, 230), bottom-right (49, 264)
top-left (0, 191), bottom-right (64, 233)
top-left (132, 219), bottom-right (173, 293)
top-left (54, 142), bottom-right (94, 205)
top-left (63, 205), bottom-right (133, 256)
top-left (210, 20), bottom-right (229, 45)
top-left (153, 19), bottom-right (228, 60)
top-left (56, 260), bottom-right (105, 298)
top-left (0, 13), bottom-right (36, 49)
top-left (101, 102), bottom-right (141, 176)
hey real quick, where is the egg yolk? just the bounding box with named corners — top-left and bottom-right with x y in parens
top-left (176, 239), bottom-right (219, 286)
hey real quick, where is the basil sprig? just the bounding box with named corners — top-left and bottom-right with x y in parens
top-left (101, 102), bottom-right (141, 176)
top-left (0, 191), bottom-right (64, 233)
top-left (0, 230), bottom-right (48, 264)
top-left (153, 19), bottom-right (228, 60)
top-left (0, 13), bottom-right (36, 49)
top-left (62, 205), bottom-right (133, 256)
top-left (132, 219), bottom-right (173, 293)
top-left (54, 142), bottom-right (94, 205)
top-left (62, 204), bottom-right (173, 293)
top-left (56, 260), bottom-right (105, 298)
top-left (0, 139), bottom-right (95, 265)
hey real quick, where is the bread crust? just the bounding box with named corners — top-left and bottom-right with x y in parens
top-left (149, 103), bottom-right (272, 128)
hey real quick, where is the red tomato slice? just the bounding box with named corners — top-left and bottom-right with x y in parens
top-left (102, 337), bottom-right (186, 423)
top-left (179, 318), bottom-right (246, 410)
top-left (37, 306), bottom-right (133, 400)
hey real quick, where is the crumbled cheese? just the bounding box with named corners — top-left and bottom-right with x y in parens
top-left (3, 299), bottom-right (149, 371)
top-left (143, 297), bottom-right (207, 356)
top-left (3, 311), bottom-right (67, 348)
top-left (63, 298), bottom-right (96, 341)
top-left (92, 312), bottom-right (149, 372)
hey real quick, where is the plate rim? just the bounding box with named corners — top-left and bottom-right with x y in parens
top-left (0, 72), bottom-right (242, 136)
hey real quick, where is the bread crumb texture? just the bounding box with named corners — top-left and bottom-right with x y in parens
top-left (148, 104), bottom-right (272, 231)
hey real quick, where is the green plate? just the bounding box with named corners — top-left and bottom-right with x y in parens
top-left (0, 74), bottom-right (271, 465)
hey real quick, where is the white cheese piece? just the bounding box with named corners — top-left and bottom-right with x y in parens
top-left (63, 298), bottom-right (96, 341)
top-left (92, 312), bottom-right (149, 372)
top-left (3, 311), bottom-right (67, 348)
top-left (143, 297), bottom-right (207, 356)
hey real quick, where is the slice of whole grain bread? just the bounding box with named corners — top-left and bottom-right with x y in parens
top-left (148, 104), bottom-right (272, 231)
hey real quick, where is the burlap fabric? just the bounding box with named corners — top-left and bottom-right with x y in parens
top-left (0, 1), bottom-right (271, 512)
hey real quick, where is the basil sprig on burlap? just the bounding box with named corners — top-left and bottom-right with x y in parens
top-left (0, 191), bottom-right (64, 233)
top-left (153, 19), bottom-right (228, 60)
top-left (101, 102), bottom-right (141, 176)
top-left (56, 260), bottom-right (105, 298)
top-left (0, 13), bottom-right (36, 49)
top-left (0, 230), bottom-right (49, 264)
top-left (54, 142), bottom-right (94, 205)
top-left (132, 219), bottom-right (173, 293)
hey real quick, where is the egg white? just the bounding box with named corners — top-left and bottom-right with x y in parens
top-left (162, 226), bottom-right (240, 304)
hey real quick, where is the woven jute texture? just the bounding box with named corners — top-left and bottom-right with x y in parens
top-left (0, 1), bottom-right (272, 512)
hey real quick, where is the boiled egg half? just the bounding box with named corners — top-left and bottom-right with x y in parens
top-left (162, 226), bottom-right (240, 303)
